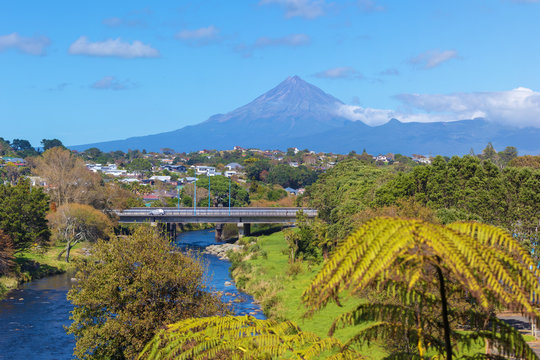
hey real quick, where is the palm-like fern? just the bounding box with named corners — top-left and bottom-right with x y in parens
top-left (139, 315), bottom-right (362, 360)
top-left (302, 217), bottom-right (540, 360)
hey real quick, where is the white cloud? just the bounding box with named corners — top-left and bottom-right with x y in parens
top-left (314, 66), bottom-right (363, 79)
top-left (409, 49), bottom-right (458, 69)
top-left (91, 76), bottom-right (135, 90)
top-left (69, 36), bottom-right (159, 58)
top-left (336, 87), bottom-right (540, 128)
top-left (175, 26), bottom-right (220, 45)
top-left (259, 0), bottom-right (327, 19)
top-left (254, 34), bottom-right (310, 47)
top-left (0, 33), bottom-right (50, 55)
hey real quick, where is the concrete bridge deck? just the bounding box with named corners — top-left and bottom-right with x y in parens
top-left (116, 207), bottom-right (317, 224)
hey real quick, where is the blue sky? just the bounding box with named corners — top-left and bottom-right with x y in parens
top-left (2, 0), bottom-right (540, 146)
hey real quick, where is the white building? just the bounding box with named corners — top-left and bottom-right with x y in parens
top-left (195, 166), bottom-right (216, 176)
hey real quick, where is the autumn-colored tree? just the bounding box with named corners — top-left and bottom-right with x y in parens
top-left (67, 226), bottom-right (226, 359)
top-left (47, 203), bottom-right (113, 262)
top-left (140, 315), bottom-right (361, 360)
top-left (509, 155), bottom-right (540, 169)
top-left (32, 147), bottom-right (102, 206)
top-left (303, 218), bottom-right (540, 360)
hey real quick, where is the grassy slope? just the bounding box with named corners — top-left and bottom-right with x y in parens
top-left (232, 231), bottom-right (387, 359)
top-left (0, 242), bottom-right (87, 299)
top-left (232, 231), bottom-right (490, 359)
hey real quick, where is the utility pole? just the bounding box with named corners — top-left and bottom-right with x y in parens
top-left (208, 175), bottom-right (211, 208)
top-left (228, 177), bottom-right (231, 216)
top-left (177, 184), bottom-right (180, 209)
top-left (194, 172), bottom-right (197, 215)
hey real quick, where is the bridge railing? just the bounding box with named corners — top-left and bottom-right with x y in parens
top-left (116, 207), bottom-right (317, 218)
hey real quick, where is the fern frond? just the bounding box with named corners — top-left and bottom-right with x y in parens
top-left (139, 315), bottom-right (364, 360)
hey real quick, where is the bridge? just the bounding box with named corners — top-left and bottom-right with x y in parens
top-left (116, 207), bottom-right (317, 240)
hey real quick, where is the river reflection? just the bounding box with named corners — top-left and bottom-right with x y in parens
top-left (0, 229), bottom-right (264, 359)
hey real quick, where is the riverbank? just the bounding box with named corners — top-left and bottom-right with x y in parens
top-left (229, 231), bottom-right (487, 359)
top-left (0, 243), bottom-right (87, 300)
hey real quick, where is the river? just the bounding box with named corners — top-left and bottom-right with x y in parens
top-left (0, 229), bottom-right (263, 360)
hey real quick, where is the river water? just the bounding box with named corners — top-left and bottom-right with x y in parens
top-left (0, 229), bottom-right (263, 360)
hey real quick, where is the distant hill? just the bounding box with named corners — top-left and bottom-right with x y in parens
top-left (71, 76), bottom-right (540, 155)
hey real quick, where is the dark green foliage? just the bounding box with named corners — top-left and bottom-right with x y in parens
top-left (196, 175), bottom-right (249, 207)
top-left (41, 138), bottom-right (64, 151)
top-left (375, 155), bottom-right (539, 232)
top-left (245, 159), bottom-right (271, 181)
top-left (0, 178), bottom-right (50, 252)
top-left (126, 158), bottom-right (153, 174)
top-left (266, 164), bottom-right (319, 189)
top-left (304, 158), bottom-right (392, 240)
top-left (284, 211), bottom-right (318, 262)
top-left (0, 230), bottom-right (14, 275)
top-left (266, 187), bottom-right (287, 201)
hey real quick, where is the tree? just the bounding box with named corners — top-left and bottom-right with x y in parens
top-left (0, 230), bottom-right (14, 276)
top-left (374, 155), bottom-right (540, 248)
top-left (33, 147), bottom-right (102, 206)
top-left (479, 142), bottom-right (497, 162)
top-left (67, 226), bottom-right (226, 359)
top-left (266, 164), bottom-right (319, 189)
top-left (140, 315), bottom-right (361, 360)
top-left (509, 155), bottom-right (540, 169)
top-left (196, 175), bottom-right (249, 207)
top-left (0, 178), bottom-right (50, 252)
top-left (41, 138), bottom-right (64, 151)
top-left (498, 146), bottom-right (518, 167)
top-left (303, 218), bottom-right (540, 360)
top-left (126, 158), bottom-right (153, 175)
top-left (47, 203), bottom-right (113, 262)
top-left (305, 158), bottom-right (391, 240)
top-left (10, 138), bottom-right (38, 157)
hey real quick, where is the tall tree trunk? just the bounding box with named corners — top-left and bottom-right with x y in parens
top-left (435, 263), bottom-right (452, 360)
top-left (65, 240), bottom-right (72, 263)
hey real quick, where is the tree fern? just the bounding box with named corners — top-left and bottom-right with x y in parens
top-left (138, 315), bottom-right (362, 360)
top-left (302, 217), bottom-right (540, 360)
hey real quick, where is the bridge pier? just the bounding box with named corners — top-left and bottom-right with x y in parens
top-left (237, 223), bottom-right (251, 238)
top-left (215, 223), bottom-right (224, 242)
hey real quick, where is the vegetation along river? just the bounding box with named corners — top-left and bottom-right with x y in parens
top-left (0, 229), bottom-right (264, 360)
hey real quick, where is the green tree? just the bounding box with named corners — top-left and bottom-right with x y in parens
top-left (67, 226), bottom-right (226, 359)
top-left (0, 178), bottom-right (50, 251)
top-left (140, 315), bottom-right (361, 360)
top-left (303, 218), bottom-right (540, 360)
top-left (0, 230), bottom-right (14, 276)
top-left (47, 203), bottom-right (113, 262)
top-left (10, 138), bottom-right (38, 157)
top-left (305, 158), bottom-right (391, 240)
top-left (498, 146), bottom-right (518, 167)
top-left (244, 159), bottom-right (271, 181)
top-left (266, 164), bottom-right (318, 189)
top-left (196, 175), bottom-right (249, 207)
top-left (126, 158), bottom-right (153, 175)
top-left (41, 138), bottom-right (64, 151)
top-left (374, 155), bottom-right (540, 248)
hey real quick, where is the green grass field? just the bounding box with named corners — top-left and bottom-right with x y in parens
top-left (0, 242), bottom-right (88, 300)
top-left (231, 231), bottom-right (388, 359)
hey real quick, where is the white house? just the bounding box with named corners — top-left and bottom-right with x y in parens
top-left (195, 166), bottom-right (216, 176)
